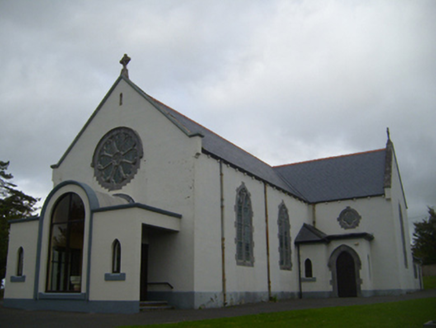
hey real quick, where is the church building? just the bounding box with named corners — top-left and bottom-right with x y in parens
top-left (4, 56), bottom-right (421, 313)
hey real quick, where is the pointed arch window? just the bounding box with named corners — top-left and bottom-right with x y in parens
top-left (17, 247), bottom-right (24, 276)
top-left (112, 239), bottom-right (121, 274)
top-left (305, 259), bottom-right (313, 278)
top-left (278, 202), bottom-right (292, 270)
top-left (235, 183), bottom-right (254, 266)
top-left (46, 192), bottom-right (85, 292)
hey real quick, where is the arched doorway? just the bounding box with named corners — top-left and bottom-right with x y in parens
top-left (336, 251), bottom-right (357, 297)
top-left (328, 245), bottom-right (362, 297)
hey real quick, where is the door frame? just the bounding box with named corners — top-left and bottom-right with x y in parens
top-left (328, 245), bottom-right (362, 297)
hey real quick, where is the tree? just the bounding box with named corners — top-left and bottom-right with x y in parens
top-left (0, 161), bottom-right (39, 286)
top-left (412, 207), bottom-right (436, 265)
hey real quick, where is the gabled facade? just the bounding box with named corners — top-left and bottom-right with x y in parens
top-left (4, 61), bottom-right (421, 313)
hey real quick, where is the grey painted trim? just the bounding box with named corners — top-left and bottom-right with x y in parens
top-left (8, 217), bottom-right (40, 224)
top-left (10, 275), bottom-right (26, 282)
top-left (3, 298), bottom-right (139, 313)
top-left (147, 291), bottom-right (273, 309)
top-left (302, 277), bottom-right (316, 282)
top-left (121, 76), bottom-right (204, 139)
top-left (38, 293), bottom-right (87, 300)
top-left (51, 75), bottom-right (204, 170)
top-left (326, 233), bottom-right (374, 242)
top-left (52, 77), bottom-right (124, 169)
top-left (302, 291), bottom-right (333, 298)
top-left (104, 273), bottom-right (126, 281)
top-left (33, 181), bottom-right (100, 300)
top-left (296, 232), bottom-right (374, 245)
top-left (361, 288), bottom-right (418, 297)
top-left (94, 202), bottom-right (182, 218)
top-left (204, 149), bottom-right (309, 204)
top-left (311, 193), bottom-right (385, 205)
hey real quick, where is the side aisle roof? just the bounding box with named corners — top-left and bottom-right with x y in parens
top-left (274, 149), bottom-right (387, 203)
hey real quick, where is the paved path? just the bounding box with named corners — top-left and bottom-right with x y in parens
top-left (1, 290), bottom-right (436, 328)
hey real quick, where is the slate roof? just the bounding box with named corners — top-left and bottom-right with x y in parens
top-left (294, 223), bottom-right (374, 245)
top-left (128, 77), bottom-right (388, 204)
top-left (129, 78), bottom-right (304, 198)
top-left (294, 223), bottom-right (328, 244)
top-left (53, 75), bottom-right (389, 204)
top-left (273, 149), bottom-right (387, 203)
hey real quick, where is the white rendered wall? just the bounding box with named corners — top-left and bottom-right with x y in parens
top-left (191, 154), bottom-right (315, 307)
top-left (4, 220), bottom-right (39, 299)
top-left (191, 155), bottom-right (223, 307)
top-left (89, 211), bottom-right (142, 301)
top-left (314, 197), bottom-right (402, 292)
top-left (299, 243), bottom-right (329, 294)
top-left (51, 79), bottom-right (202, 296)
top-left (388, 153), bottom-right (416, 291)
top-left (265, 184), bottom-right (310, 297)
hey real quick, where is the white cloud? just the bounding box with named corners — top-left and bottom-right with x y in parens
top-left (0, 0), bottom-right (435, 224)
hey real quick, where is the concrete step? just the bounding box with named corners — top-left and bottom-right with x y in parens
top-left (139, 301), bottom-right (173, 311)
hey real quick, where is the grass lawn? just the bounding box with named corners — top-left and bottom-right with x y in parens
top-left (121, 298), bottom-right (436, 328)
top-left (424, 276), bottom-right (436, 290)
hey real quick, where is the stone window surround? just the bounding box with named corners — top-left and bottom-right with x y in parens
top-left (277, 201), bottom-right (292, 270)
top-left (234, 183), bottom-right (255, 266)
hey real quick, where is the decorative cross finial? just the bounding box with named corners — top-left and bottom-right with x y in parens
top-left (120, 54), bottom-right (131, 79)
top-left (386, 127), bottom-right (391, 141)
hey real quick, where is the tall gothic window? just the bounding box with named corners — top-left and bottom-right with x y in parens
top-left (235, 183), bottom-right (254, 266)
top-left (112, 239), bottom-right (121, 274)
top-left (46, 193), bottom-right (85, 292)
top-left (278, 202), bottom-right (292, 270)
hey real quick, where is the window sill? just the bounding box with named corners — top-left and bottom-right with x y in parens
top-left (38, 292), bottom-right (86, 300)
top-left (10, 275), bottom-right (26, 283)
top-left (105, 273), bottom-right (126, 281)
top-left (302, 277), bottom-right (316, 282)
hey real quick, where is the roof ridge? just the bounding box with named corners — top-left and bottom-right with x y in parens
top-left (273, 148), bottom-right (386, 168)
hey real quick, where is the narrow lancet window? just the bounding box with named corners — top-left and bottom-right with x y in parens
top-left (305, 259), bottom-right (313, 278)
top-left (17, 247), bottom-right (24, 276)
top-left (112, 239), bottom-right (121, 273)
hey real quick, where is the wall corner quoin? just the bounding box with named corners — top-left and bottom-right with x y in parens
top-left (384, 188), bottom-right (392, 200)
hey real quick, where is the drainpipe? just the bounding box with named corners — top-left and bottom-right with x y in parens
top-left (263, 182), bottom-right (272, 300)
top-left (312, 204), bottom-right (317, 227)
top-left (297, 244), bottom-right (302, 299)
top-left (219, 161), bottom-right (227, 306)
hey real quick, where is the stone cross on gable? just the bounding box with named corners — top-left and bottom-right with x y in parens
top-left (120, 54), bottom-right (131, 79)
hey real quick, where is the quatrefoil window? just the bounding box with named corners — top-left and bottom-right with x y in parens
top-left (92, 127), bottom-right (143, 191)
top-left (337, 207), bottom-right (361, 229)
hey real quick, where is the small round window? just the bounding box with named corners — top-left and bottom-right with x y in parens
top-left (337, 207), bottom-right (361, 229)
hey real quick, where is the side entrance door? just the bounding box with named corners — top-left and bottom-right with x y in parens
top-left (336, 251), bottom-right (357, 297)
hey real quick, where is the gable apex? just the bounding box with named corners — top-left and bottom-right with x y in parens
top-left (51, 75), bottom-right (204, 169)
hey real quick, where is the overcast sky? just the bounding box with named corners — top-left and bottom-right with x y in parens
top-left (1, 0), bottom-right (435, 235)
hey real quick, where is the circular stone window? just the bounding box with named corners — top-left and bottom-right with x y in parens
top-left (92, 127), bottom-right (143, 191)
top-left (337, 207), bottom-right (361, 229)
